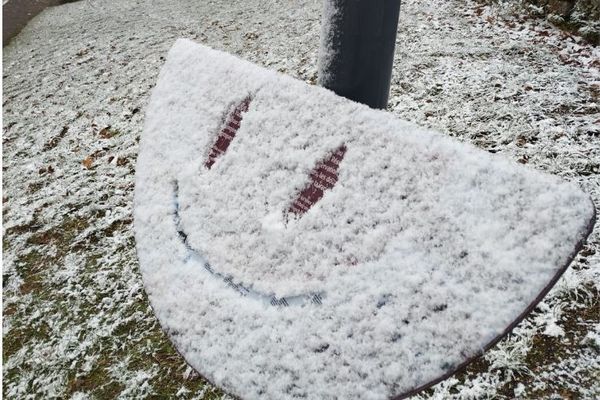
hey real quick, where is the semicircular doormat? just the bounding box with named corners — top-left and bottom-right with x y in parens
top-left (134, 39), bottom-right (595, 399)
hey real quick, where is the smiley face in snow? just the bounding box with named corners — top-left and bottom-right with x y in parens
top-left (173, 94), bottom-right (344, 306)
top-left (134, 39), bottom-right (594, 400)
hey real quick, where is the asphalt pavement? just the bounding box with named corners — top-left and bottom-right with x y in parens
top-left (3, 0), bottom-right (67, 46)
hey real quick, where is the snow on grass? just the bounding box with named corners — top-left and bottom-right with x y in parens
top-left (2, 0), bottom-right (599, 399)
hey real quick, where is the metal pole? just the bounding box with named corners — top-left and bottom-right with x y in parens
top-left (318, 0), bottom-right (401, 109)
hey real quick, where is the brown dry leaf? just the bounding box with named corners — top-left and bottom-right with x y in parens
top-left (589, 59), bottom-right (600, 69)
top-left (82, 156), bottom-right (94, 169)
top-left (99, 127), bottom-right (113, 139)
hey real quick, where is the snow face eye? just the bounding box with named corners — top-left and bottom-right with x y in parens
top-left (205, 96), bottom-right (252, 170)
top-left (288, 144), bottom-right (347, 219)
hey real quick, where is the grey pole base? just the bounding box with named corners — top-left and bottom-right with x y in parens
top-left (318, 0), bottom-right (401, 109)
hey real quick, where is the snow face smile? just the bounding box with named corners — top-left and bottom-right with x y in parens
top-left (134, 39), bottom-right (595, 399)
top-left (172, 179), bottom-right (324, 306)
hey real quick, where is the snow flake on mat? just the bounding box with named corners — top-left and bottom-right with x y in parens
top-left (133, 39), bottom-right (594, 400)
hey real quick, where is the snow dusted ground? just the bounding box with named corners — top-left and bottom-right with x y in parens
top-left (3, 0), bottom-right (599, 399)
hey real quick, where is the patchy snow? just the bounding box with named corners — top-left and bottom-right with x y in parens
top-left (3, 0), bottom-right (599, 399)
top-left (583, 323), bottom-right (600, 348)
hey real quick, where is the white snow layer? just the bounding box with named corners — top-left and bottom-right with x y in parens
top-left (317, 0), bottom-right (341, 86)
top-left (134, 39), bottom-right (595, 400)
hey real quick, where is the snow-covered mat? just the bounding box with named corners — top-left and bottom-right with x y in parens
top-left (134, 39), bottom-right (595, 399)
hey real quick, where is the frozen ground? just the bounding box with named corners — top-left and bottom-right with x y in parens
top-left (2, 0), bottom-right (599, 398)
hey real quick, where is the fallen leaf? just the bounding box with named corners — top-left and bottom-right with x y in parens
top-left (82, 156), bottom-right (94, 169)
top-left (99, 127), bottom-right (114, 139)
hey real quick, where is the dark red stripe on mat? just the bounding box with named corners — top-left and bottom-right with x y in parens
top-left (288, 144), bottom-right (347, 217)
top-left (205, 96), bottom-right (252, 169)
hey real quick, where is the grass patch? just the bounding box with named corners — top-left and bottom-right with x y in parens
top-left (67, 356), bottom-right (125, 398)
top-left (4, 208), bottom-right (224, 399)
top-left (26, 216), bottom-right (90, 249)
